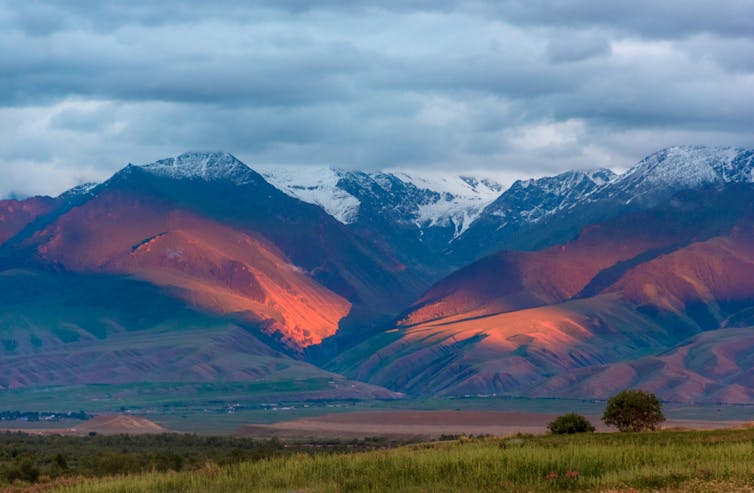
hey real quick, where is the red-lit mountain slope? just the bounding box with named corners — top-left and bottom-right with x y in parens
top-left (602, 225), bottom-right (754, 320)
top-left (29, 191), bottom-right (351, 347)
top-left (4, 153), bottom-right (424, 350)
top-left (400, 186), bottom-right (749, 327)
top-left (0, 196), bottom-right (57, 245)
top-left (331, 185), bottom-right (754, 402)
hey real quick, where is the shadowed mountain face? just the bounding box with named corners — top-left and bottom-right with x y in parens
top-left (330, 185), bottom-right (754, 403)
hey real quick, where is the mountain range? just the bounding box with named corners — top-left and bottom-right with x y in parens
top-left (1, 145), bottom-right (753, 405)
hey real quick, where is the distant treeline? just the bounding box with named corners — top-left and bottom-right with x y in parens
top-left (0, 411), bottom-right (91, 422)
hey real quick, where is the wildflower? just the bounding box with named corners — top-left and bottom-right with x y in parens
top-left (545, 471), bottom-right (559, 480)
top-left (565, 470), bottom-right (580, 479)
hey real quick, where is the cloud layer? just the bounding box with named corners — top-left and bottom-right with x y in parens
top-left (1, 0), bottom-right (753, 197)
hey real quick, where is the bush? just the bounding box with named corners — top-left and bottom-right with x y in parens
top-left (602, 389), bottom-right (665, 432)
top-left (547, 413), bottom-right (595, 434)
top-left (1, 456), bottom-right (40, 483)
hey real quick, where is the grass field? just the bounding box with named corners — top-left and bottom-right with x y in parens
top-left (28, 427), bottom-right (754, 493)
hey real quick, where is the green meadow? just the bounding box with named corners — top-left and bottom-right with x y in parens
top-left (14, 427), bottom-right (752, 493)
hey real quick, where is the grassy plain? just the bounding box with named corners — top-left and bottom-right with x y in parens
top-left (9, 427), bottom-right (748, 493)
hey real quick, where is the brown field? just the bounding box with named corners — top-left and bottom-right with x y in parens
top-left (238, 410), bottom-right (746, 440)
top-left (239, 410), bottom-right (591, 439)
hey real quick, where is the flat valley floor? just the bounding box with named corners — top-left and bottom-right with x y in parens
top-left (3, 409), bottom-right (748, 439)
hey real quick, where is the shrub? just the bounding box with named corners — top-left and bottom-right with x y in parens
top-left (602, 389), bottom-right (665, 432)
top-left (152, 452), bottom-right (184, 472)
top-left (547, 413), bottom-right (595, 434)
top-left (95, 450), bottom-right (138, 476)
top-left (1, 456), bottom-right (40, 483)
top-left (53, 453), bottom-right (69, 471)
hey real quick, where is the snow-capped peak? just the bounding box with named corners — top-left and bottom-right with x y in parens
top-left (58, 182), bottom-right (99, 199)
top-left (622, 146), bottom-right (742, 187)
top-left (139, 152), bottom-right (257, 185)
top-left (609, 146), bottom-right (753, 204)
top-left (480, 167), bottom-right (617, 226)
top-left (259, 166), bottom-right (361, 224)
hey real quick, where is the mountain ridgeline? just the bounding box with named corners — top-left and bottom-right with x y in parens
top-left (1, 146), bottom-right (754, 404)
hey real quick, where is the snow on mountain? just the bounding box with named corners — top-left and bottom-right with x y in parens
top-left (608, 146), bottom-right (754, 204)
top-left (483, 168), bottom-right (617, 225)
top-left (480, 146), bottom-right (753, 228)
top-left (454, 146), bottom-right (754, 259)
top-left (96, 146), bottom-right (754, 256)
top-left (259, 166), bottom-right (361, 224)
top-left (259, 166), bottom-right (505, 238)
top-left (58, 182), bottom-right (99, 199)
top-left (139, 152), bottom-right (259, 186)
top-left (263, 148), bottom-right (751, 248)
top-left (386, 171), bottom-right (503, 237)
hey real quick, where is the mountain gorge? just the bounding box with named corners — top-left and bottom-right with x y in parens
top-left (2, 146), bottom-right (754, 405)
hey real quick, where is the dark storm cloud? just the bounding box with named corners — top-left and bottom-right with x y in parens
top-left (0, 0), bottom-right (753, 198)
top-left (6, 1), bottom-right (752, 38)
top-left (6, 0), bottom-right (754, 38)
top-left (0, 25), bottom-right (367, 106)
top-left (489, 0), bottom-right (754, 39)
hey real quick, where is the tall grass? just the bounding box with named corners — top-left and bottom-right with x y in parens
top-left (50, 429), bottom-right (754, 493)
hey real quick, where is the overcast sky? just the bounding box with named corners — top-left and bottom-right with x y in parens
top-left (1, 0), bottom-right (753, 198)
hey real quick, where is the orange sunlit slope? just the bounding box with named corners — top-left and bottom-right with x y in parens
top-left (30, 190), bottom-right (351, 348)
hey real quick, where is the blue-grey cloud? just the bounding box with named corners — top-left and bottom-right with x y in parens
top-left (546, 30), bottom-right (611, 63)
top-left (0, 0), bottom-right (753, 198)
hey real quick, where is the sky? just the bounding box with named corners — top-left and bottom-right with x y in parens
top-left (1, 0), bottom-right (753, 198)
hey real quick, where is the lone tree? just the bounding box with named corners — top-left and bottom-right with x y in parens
top-left (602, 389), bottom-right (665, 432)
top-left (548, 412), bottom-right (596, 434)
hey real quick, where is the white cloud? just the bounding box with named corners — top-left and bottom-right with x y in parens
top-left (507, 119), bottom-right (586, 152)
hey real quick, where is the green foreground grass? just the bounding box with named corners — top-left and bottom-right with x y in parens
top-left (42, 428), bottom-right (754, 493)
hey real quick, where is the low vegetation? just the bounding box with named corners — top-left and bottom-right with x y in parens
top-left (547, 413), bottom-right (595, 434)
top-left (0, 427), bottom-right (748, 493)
top-left (0, 432), bottom-right (399, 489)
